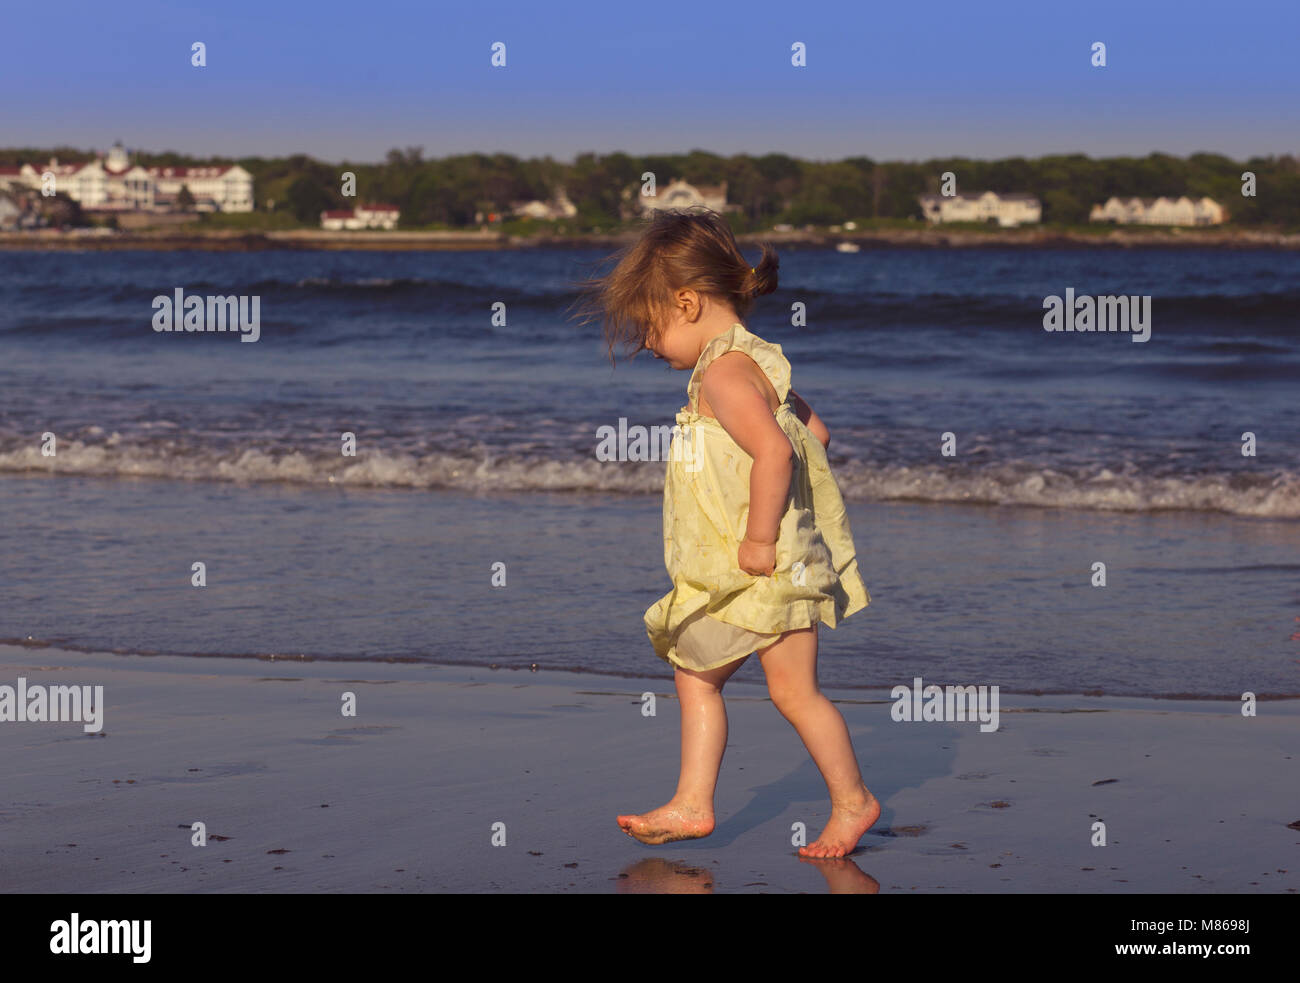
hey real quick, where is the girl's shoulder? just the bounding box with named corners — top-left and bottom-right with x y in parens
top-left (688, 323), bottom-right (791, 409)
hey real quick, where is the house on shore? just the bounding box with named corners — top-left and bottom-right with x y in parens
top-left (0, 143), bottom-right (253, 213)
top-left (1089, 196), bottom-right (1225, 226)
top-left (320, 204), bottom-right (401, 230)
top-left (149, 162), bottom-right (254, 212)
top-left (627, 179), bottom-right (739, 218)
top-left (918, 191), bottom-right (1041, 227)
top-left (511, 188), bottom-right (577, 220)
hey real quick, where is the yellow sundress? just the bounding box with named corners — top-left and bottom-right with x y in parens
top-left (644, 322), bottom-right (871, 672)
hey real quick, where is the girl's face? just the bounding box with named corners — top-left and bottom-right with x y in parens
top-left (643, 288), bottom-right (740, 369)
top-left (646, 315), bottom-right (699, 369)
top-left (645, 296), bottom-right (708, 369)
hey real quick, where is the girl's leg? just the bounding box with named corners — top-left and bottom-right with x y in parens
top-left (672, 656), bottom-right (748, 811)
top-left (617, 655), bottom-right (748, 844)
top-left (757, 625), bottom-right (880, 857)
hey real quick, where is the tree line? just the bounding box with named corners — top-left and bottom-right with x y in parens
top-left (3, 147), bottom-right (1297, 229)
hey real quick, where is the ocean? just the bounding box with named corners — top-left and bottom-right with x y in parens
top-left (1, 245), bottom-right (1297, 697)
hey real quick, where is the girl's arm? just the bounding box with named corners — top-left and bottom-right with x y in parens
top-left (789, 389), bottom-right (830, 450)
top-left (701, 352), bottom-right (793, 576)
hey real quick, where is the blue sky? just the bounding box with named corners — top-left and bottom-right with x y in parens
top-left (4, 0), bottom-right (1295, 163)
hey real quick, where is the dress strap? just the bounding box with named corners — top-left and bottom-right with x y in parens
top-left (686, 323), bottom-right (792, 413)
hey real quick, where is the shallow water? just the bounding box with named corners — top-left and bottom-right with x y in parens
top-left (3, 475), bottom-right (1296, 698)
top-left (2, 246), bottom-right (1297, 695)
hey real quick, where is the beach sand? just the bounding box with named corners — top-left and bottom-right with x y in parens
top-left (2, 644), bottom-right (1296, 893)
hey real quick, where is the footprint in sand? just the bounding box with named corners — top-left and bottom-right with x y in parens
top-left (151, 762), bottom-right (267, 783)
top-left (298, 725), bottom-right (399, 746)
top-left (872, 824), bottom-right (928, 837)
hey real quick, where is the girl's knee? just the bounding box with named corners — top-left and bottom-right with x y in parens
top-left (675, 667), bottom-right (726, 696)
top-left (767, 678), bottom-right (820, 713)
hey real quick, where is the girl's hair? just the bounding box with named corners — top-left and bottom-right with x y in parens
top-left (568, 206), bottom-right (778, 361)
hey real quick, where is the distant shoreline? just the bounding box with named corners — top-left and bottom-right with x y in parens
top-left (2, 226), bottom-right (1298, 251)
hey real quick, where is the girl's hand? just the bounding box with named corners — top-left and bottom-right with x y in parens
top-left (738, 537), bottom-right (776, 577)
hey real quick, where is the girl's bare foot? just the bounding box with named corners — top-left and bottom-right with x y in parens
top-left (616, 801), bottom-right (715, 845)
top-left (799, 784), bottom-right (880, 858)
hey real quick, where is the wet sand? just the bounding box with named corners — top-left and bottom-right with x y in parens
top-left (2, 644), bottom-right (1296, 893)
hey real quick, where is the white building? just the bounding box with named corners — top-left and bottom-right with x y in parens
top-left (1089, 196), bottom-right (1225, 226)
top-left (149, 162), bottom-right (254, 212)
top-left (918, 191), bottom-right (1041, 227)
top-left (635, 179), bottom-right (737, 217)
top-left (0, 143), bottom-right (253, 213)
top-left (5, 146), bottom-right (153, 210)
top-left (511, 187), bottom-right (577, 220)
top-left (320, 204), bottom-right (401, 230)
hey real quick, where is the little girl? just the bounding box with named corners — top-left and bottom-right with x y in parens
top-left (572, 206), bottom-right (879, 858)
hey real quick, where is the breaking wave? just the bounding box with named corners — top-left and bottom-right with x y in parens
top-left (3, 438), bottom-right (1296, 518)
